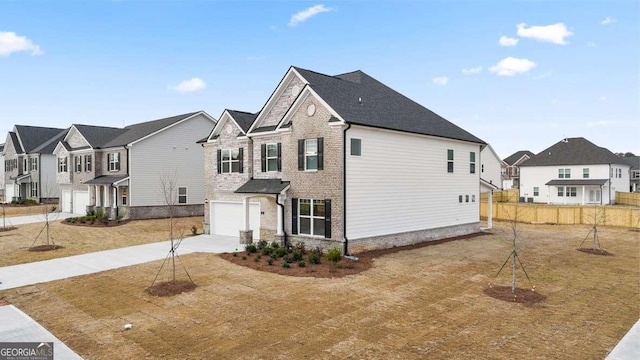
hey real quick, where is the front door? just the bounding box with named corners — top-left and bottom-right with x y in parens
top-left (589, 189), bottom-right (601, 203)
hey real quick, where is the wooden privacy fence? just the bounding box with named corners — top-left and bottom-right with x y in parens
top-left (480, 202), bottom-right (640, 228)
top-left (480, 189), bottom-right (520, 203)
top-left (616, 192), bottom-right (640, 207)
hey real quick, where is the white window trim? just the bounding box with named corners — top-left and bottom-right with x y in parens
top-left (178, 186), bottom-right (188, 204)
top-left (266, 143), bottom-right (278, 172)
top-left (58, 157), bottom-right (68, 173)
top-left (447, 149), bottom-right (454, 173)
top-left (470, 152), bottom-right (476, 174)
top-left (221, 149), bottom-right (240, 173)
top-left (108, 153), bottom-right (120, 172)
top-left (304, 139), bottom-right (318, 171)
top-left (85, 154), bottom-right (92, 172)
top-left (298, 199), bottom-right (325, 237)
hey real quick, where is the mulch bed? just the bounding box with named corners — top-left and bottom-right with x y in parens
top-left (484, 285), bottom-right (547, 306)
top-left (0, 226), bottom-right (17, 232)
top-left (29, 245), bottom-right (65, 252)
top-left (0, 299), bottom-right (9, 306)
top-left (219, 232), bottom-right (490, 279)
top-left (145, 280), bottom-right (197, 297)
top-left (577, 248), bottom-right (614, 256)
top-left (62, 220), bottom-right (129, 227)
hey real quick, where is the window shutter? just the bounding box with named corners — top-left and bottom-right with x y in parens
top-left (317, 137), bottom-right (324, 170)
top-left (216, 149), bottom-right (221, 173)
top-left (292, 198), bottom-right (298, 235)
top-left (238, 148), bottom-right (244, 173)
top-left (298, 139), bottom-right (304, 170)
top-left (324, 199), bottom-right (331, 239)
top-left (261, 144), bottom-right (266, 172)
top-left (277, 143), bottom-right (282, 171)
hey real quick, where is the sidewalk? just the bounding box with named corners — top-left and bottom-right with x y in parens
top-left (606, 319), bottom-right (640, 360)
top-left (2, 212), bottom-right (74, 226)
top-left (0, 234), bottom-right (243, 290)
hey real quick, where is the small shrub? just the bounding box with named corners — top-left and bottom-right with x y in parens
top-left (254, 256), bottom-right (260, 262)
top-left (308, 252), bottom-right (321, 265)
top-left (116, 214), bottom-right (124, 222)
top-left (191, 225), bottom-right (197, 235)
top-left (257, 240), bottom-right (268, 250)
top-left (260, 246), bottom-right (274, 256)
top-left (232, 252), bottom-right (237, 257)
top-left (241, 255), bottom-right (247, 260)
top-left (267, 258), bottom-right (273, 266)
top-left (294, 242), bottom-right (307, 254)
top-left (327, 247), bottom-right (342, 264)
top-left (275, 247), bottom-right (287, 258)
top-left (292, 250), bottom-right (303, 262)
top-left (269, 253), bottom-right (277, 260)
top-left (270, 241), bottom-right (280, 249)
top-left (310, 246), bottom-right (324, 257)
top-left (86, 209), bottom-right (96, 217)
top-left (282, 261), bottom-right (291, 268)
top-left (50, 205), bottom-right (57, 212)
top-left (245, 243), bottom-right (258, 254)
top-left (297, 260), bottom-right (306, 268)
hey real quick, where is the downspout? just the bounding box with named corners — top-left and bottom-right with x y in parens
top-left (276, 193), bottom-right (287, 247)
top-left (343, 122), bottom-right (351, 256)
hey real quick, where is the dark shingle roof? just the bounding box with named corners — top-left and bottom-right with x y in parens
top-left (227, 110), bottom-right (258, 133)
top-left (235, 179), bottom-right (290, 194)
top-left (520, 138), bottom-right (626, 167)
top-left (292, 67), bottom-right (484, 144)
top-left (620, 156), bottom-right (639, 170)
top-left (503, 150), bottom-right (534, 165)
top-left (546, 179), bottom-right (609, 186)
top-left (14, 125), bottom-right (66, 153)
top-left (8, 132), bottom-right (22, 153)
top-left (31, 128), bottom-right (68, 154)
top-left (73, 124), bottom-right (128, 148)
top-left (0, 143), bottom-right (4, 152)
top-left (100, 112), bottom-right (200, 148)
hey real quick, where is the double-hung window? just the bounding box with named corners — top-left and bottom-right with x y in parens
top-left (298, 138), bottom-right (323, 171)
top-left (30, 182), bottom-right (38, 197)
top-left (566, 187), bottom-right (577, 197)
top-left (108, 153), bottom-right (120, 171)
top-left (261, 143), bottom-right (281, 172)
top-left (178, 187), bottom-right (187, 204)
top-left (447, 150), bottom-right (454, 173)
top-left (75, 155), bottom-right (82, 173)
top-left (292, 198), bottom-right (331, 238)
top-left (469, 152), bottom-right (476, 174)
top-left (558, 168), bottom-right (571, 178)
top-left (533, 187), bottom-right (539, 196)
top-left (557, 186), bottom-right (564, 197)
top-left (30, 157), bottom-right (38, 171)
top-left (58, 157), bottom-right (68, 172)
top-left (23, 158), bottom-right (27, 174)
top-left (218, 148), bottom-right (242, 173)
top-left (84, 155), bottom-right (92, 172)
top-left (121, 186), bottom-right (128, 206)
top-left (583, 168), bottom-right (589, 178)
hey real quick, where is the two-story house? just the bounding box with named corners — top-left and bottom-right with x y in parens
top-left (203, 66), bottom-right (486, 253)
top-left (519, 137), bottom-right (630, 205)
top-left (501, 150), bottom-right (533, 189)
top-left (621, 156), bottom-right (639, 192)
top-left (53, 111), bottom-right (215, 219)
top-left (0, 143), bottom-right (4, 202)
top-left (3, 125), bottom-right (67, 203)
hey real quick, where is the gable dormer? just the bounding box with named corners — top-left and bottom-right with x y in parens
top-left (207, 110), bottom-right (255, 142)
top-left (64, 125), bottom-right (93, 149)
top-left (247, 67), bottom-right (308, 133)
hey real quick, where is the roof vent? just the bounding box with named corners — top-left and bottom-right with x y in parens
top-left (358, 97), bottom-right (362, 104)
top-left (562, 138), bottom-right (568, 143)
top-left (548, 151), bottom-right (552, 156)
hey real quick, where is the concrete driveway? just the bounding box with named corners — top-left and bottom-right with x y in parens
top-left (2, 212), bottom-right (74, 226)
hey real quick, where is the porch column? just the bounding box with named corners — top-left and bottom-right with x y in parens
top-left (239, 196), bottom-right (253, 244)
top-left (103, 186), bottom-right (110, 207)
top-left (89, 186), bottom-right (95, 206)
top-left (112, 186), bottom-right (117, 208)
top-left (95, 186), bottom-right (101, 207)
top-left (582, 186), bottom-right (586, 205)
top-left (487, 191), bottom-right (493, 229)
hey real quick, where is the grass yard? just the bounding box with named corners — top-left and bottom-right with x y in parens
top-left (0, 216), bottom-right (203, 267)
top-left (1, 204), bottom-right (52, 218)
top-left (1, 222), bottom-right (638, 359)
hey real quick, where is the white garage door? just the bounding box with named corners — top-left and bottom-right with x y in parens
top-left (61, 190), bottom-right (72, 213)
top-left (73, 191), bottom-right (89, 215)
top-left (211, 201), bottom-right (261, 239)
top-left (5, 186), bottom-right (15, 202)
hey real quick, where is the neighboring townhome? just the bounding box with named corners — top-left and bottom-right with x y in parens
top-left (620, 156), bottom-right (639, 192)
top-left (519, 137), bottom-right (630, 205)
top-left (0, 143), bottom-right (4, 202)
top-left (480, 144), bottom-right (502, 229)
top-left (3, 125), bottom-right (67, 203)
top-left (53, 111), bottom-right (216, 219)
top-left (501, 150), bottom-right (533, 189)
top-left (203, 66), bottom-right (486, 253)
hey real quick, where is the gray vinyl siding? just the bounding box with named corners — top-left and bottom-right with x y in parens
top-left (39, 154), bottom-right (60, 198)
top-left (129, 113), bottom-right (214, 206)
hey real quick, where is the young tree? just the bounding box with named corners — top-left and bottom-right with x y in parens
top-left (578, 204), bottom-right (608, 253)
top-left (29, 176), bottom-right (61, 250)
top-left (159, 171), bottom-right (179, 281)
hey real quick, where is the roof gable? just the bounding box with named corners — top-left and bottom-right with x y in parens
top-left (14, 125), bottom-right (66, 153)
top-left (208, 110), bottom-right (255, 141)
top-left (520, 138), bottom-right (626, 167)
top-left (503, 150), bottom-right (534, 165)
top-left (70, 124), bottom-right (127, 148)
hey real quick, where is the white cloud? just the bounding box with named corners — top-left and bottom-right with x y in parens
top-left (516, 23), bottom-right (573, 45)
top-left (289, 4), bottom-right (334, 27)
top-left (173, 78), bottom-right (206, 93)
top-left (587, 120), bottom-right (610, 127)
top-left (489, 57), bottom-right (537, 76)
top-left (0, 31), bottom-right (43, 56)
top-left (601, 17), bottom-right (616, 25)
top-left (462, 66), bottom-right (482, 75)
top-left (499, 36), bottom-right (519, 47)
top-left (432, 76), bottom-right (449, 86)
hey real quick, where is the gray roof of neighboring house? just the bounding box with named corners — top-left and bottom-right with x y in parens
top-left (546, 179), bottom-right (609, 186)
top-left (31, 128), bottom-right (68, 154)
top-left (8, 132), bottom-right (22, 153)
top-left (14, 125), bottom-right (67, 153)
top-left (235, 179), bottom-right (291, 194)
top-left (227, 110), bottom-right (258, 133)
top-left (520, 138), bottom-right (626, 167)
top-left (621, 156), bottom-right (639, 170)
top-left (503, 150), bottom-right (534, 165)
top-left (101, 112), bottom-right (201, 148)
top-left (72, 124), bottom-right (128, 148)
top-left (292, 67), bottom-right (485, 144)
top-left (84, 175), bottom-right (129, 185)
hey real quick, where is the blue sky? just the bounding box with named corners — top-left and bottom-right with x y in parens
top-left (1, 0), bottom-right (638, 158)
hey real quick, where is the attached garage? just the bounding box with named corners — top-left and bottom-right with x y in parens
top-left (73, 191), bottom-right (89, 215)
top-left (61, 190), bottom-right (72, 213)
top-left (210, 201), bottom-right (261, 239)
top-left (5, 186), bottom-right (15, 203)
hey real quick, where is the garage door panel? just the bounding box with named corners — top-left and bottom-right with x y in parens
top-left (210, 202), bottom-right (260, 239)
top-left (61, 191), bottom-right (72, 213)
top-left (73, 191), bottom-right (89, 215)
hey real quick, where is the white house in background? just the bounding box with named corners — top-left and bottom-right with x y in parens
top-left (519, 137), bottom-right (630, 205)
top-left (53, 111), bottom-right (216, 218)
top-left (203, 66), bottom-right (486, 253)
top-left (501, 150), bottom-right (534, 189)
top-left (0, 143), bottom-right (4, 202)
top-left (2, 126), bottom-right (67, 203)
top-left (480, 144), bottom-right (502, 228)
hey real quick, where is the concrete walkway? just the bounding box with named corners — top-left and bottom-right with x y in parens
top-left (606, 319), bottom-right (640, 360)
top-left (0, 305), bottom-right (82, 359)
top-left (0, 234), bottom-right (243, 290)
top-left (2, 212), bottom-right (74, 226)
